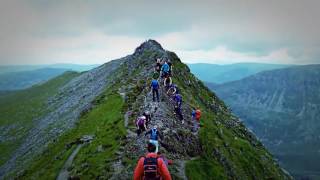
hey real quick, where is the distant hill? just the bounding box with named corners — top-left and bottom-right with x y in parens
top-left (0, 68), bottom-right (70, 90)
top-left (0, 64), bottom-right (99, 90)
top-left (0, 64), bottom-right (100, 74)
top-left (213, 65), bottom-right (320, 179)
top-left (188, 63), bottom-right (291, 84)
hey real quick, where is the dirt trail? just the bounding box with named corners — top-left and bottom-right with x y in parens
top-left (56, 144), bottom-right (83, 180)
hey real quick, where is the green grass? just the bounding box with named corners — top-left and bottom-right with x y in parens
top-left (21, 90), bottom-right (126, 179)
top-left (168, 51), bottom-right (288, 179)
top-left (186, 158), bottom-right (227, 180)
top-left (0, 71), bottom-right (79, 166)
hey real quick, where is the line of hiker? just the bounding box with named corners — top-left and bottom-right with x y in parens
top-left (133, 57), bottom-right (201, 180)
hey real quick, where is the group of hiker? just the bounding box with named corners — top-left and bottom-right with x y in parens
top-left (134, 57), bottom-right (201, 180)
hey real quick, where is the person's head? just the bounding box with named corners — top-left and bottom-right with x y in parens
top-left (156, 58), bottom-right (160, 63)
top-left (144, 111), bottom-right (150, 115)
top-left (153, 125), bottom-right (158, 130)
top-left (147, 142), bottom-right (156, 153)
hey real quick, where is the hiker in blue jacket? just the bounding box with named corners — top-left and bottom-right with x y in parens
top-left (161, 61), bottom-right (170, 78)
top-left (145, 125), bottom-right (163, 153)
top-left (150, 78), bottom-right (160, 102)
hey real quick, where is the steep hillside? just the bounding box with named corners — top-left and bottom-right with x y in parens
top-left (0, 60), bottom-right (123, 178)
top-left (1, 40), bottom-right (290, 179)
top-left (188, 63), bottom-right (291, 84)
top-left (0, 68), bottom-right (70, 90)
top-left (214, 65), bottom-right (320, 179)
top-left (0, 71), bottom-right (79, 168)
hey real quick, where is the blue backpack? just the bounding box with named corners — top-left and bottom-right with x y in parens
top-left (151, 80), bottom-right (159, 89)
top-left (150, 128), bottom-right (158, 140)
top-left (161, 63), bottom-right (170, 73)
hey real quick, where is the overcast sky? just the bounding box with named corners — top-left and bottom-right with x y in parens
top-left (1, 0), bottom-right (319, 65)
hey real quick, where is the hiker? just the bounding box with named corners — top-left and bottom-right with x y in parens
top-left (145, 126), bottom-right (163, 153)
top-left (166, 83), bottom-right (179, 95)
top-left (151, 77), bottom-right (160, 102)
top-left (154, 58), bottom-right (162, 73)
top-left (195, 108), bottom-right (201, 122)
top-left (157, 152), bottom-right (173, 167)
top-left (167, 59), bottom-right (173, 76)
top-left (133, 143), bottom-right (172, 180)
top-left (135, 115), bottom-right (147, 136)
top-left (163, 75), bottom-right (172, 90)
top-left (161, 61), bottom-right (170, 79)
top-left (173, 93), bottom-right (184, 123)
top-left (191, 107), bottom-right (201, 131)
top-left (143, 110), bottom-right (151, 127)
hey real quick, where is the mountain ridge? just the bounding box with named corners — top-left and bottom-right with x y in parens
top-left (188, 62), bottom-right (292, 84)
top-left (0, 40), bottom-right (290, 179)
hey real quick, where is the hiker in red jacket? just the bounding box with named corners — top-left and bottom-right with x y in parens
top-left (134, 143), bottom-right (172, 180)
top-left (192, 107), bottom-right (201, 132)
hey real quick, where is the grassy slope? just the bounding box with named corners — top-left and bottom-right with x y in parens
top-left (20, 68), bottom-right (127, 179)
top-left (169, 52), bottom-right (287, 179)
top-left (21, 90), bottom-right (125, 179)
top-left (0, 71), bottom-right (79, 166)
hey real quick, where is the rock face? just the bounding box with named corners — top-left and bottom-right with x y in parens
top-left (214, 65), bottom-right (320, 178)
top-left (1, 40), bottom-right (291, 179)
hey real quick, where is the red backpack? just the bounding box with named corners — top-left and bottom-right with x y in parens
top-left (143, 157), bottom-right (159, 179)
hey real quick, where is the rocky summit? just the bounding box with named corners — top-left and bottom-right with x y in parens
top-left (1, 40), bottom-right (291, 179)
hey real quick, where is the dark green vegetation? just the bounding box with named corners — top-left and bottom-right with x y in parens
top-left (1, 40), bottom-right (290, 179)
top-left (188, 63), bottom-right (291, 84)
top-left (0, 71), bottom-right (79, 166)
top-left (214, 65), bottom-right (320, 179)
top-left (0, 68), bottom-right (69, 90)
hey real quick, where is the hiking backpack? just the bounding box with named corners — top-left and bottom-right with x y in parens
top-left (137, 117), bottom-right (145, 126)
top-left (162, 63), bottom-right (170, 73)
top-left (151, 80), bottom-right (159, 89)
top-left (150, 128), bottom-right (158, 140)
top-left (143, 157), bottom-right (158, 179)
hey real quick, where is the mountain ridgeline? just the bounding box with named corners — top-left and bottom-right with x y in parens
top-left (214, 65), bottom-right (320, 179)
top-left (188, 63), bottom-right (291, 84)
top-left (0, 40), bottom-right (290, 179)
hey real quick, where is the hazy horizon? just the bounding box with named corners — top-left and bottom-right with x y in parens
top-left (1, 0), bottom-right (320, 65)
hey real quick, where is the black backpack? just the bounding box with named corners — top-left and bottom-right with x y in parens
top-left (143, 157), bottom-right (159, 179)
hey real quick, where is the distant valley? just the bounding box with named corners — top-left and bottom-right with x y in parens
top-left (204, 64), bottom-right (320, 179)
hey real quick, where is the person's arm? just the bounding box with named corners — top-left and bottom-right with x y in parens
top-left (158, 159), bottom-right (172, 180)
top-left (134, 157), bottom-right (145, 180)
top-left (158, 131), bottom-right (163, 141)
top-left (143, 121), bottom-right (147, 130)
top-left (172, 87), bottom-right (176, 94)
top-left (145, 129), bottom-right (151, 136)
